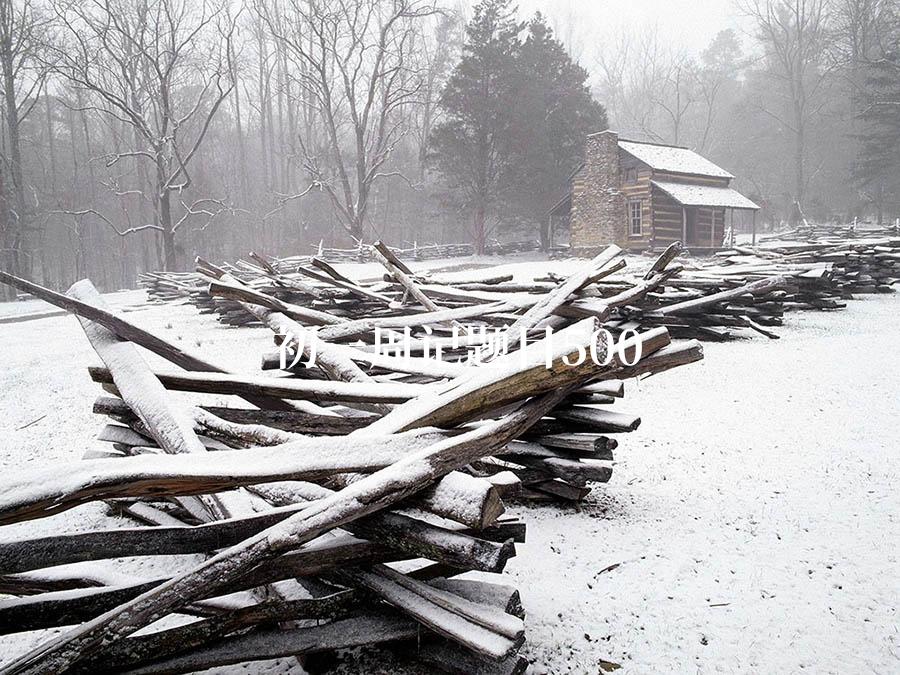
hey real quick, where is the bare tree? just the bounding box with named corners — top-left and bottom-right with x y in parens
top-left (695, 29), bottom-right (744, 153)
top-left (259, 0), bottom-right (438, 242)
top-left (410, 11), bottom-right (461, 179)
top-left (51, 0), bottom-right (237, 270)
top-left (0, 0), bottom-right (49, 289)
top-left (597, 41), bottom-right (628, 134)
top-left (831, 0), bottom-right (900, 222)
top-left (741, 0), bottom-right (833, 218)
top-left (547, 0), bottom-right (587, 64)
top-left (648, 52), bottom-right (698, 146)
top-left (595, 25), bottom-right (697, 145)
top-left (831, 0), bottom-right (897, 72)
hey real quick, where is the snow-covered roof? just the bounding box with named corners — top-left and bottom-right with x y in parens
top-left (620, 140), bottom-right (734, 178)
top-left (651, 180), bottom-right (759, 210)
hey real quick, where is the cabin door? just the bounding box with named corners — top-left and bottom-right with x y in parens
top-left (684, 207), bottom-right (699, 245)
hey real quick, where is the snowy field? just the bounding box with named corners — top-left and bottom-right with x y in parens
top-left (0, 259), bottom-right (898, 673)
top-left (509, 292), bottom-right (900, 674)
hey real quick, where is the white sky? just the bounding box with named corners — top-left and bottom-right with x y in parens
top-left (464, 0), bottom-right (753, 64)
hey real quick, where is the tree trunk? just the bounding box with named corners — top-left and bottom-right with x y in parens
top-left (1, 42), bottom-right (26, 282)
top-left (793, 101), bottom-right (805, 224)
top-left (232, 78), bottom-right (249, 206)
top-left (42, 95), bottom-right (58, 286)
top-left (539, 217), bottom-right (551, 252)
top-left (0, 171), bottom-right (14, 300)
top-left (155, 151), bottom-right (177, 272)
top-left (256, 24), bottom-right (270, 192)
top-left (473, 202), bottom-right (486, 255)
top-left (349, 215), bottom-right (364, 242)
top-left (75, 90), bottom-right (103, 285)
top-left (65, 105), bottom-right (80, 281)
top-left (876, 180), bottom-right (884, 225)
top-left (160, 190), bottom-right (177, 272)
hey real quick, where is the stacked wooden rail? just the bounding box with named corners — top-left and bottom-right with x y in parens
top-left (194, 244), bottom-right (702, 499)
top-left (307, 239), bottom-right (543, 263)
top-left (603, 274), bottom-right (790, 341)
top-left (0, 255), bottom-right (702, 674)
top-left (632, 234), bottom-right (899, 335)
top-left (135, 232), bottom-right (894, 339)
top-left (712, 237), bottom-right (899, 296)
top-left (758, 222), bottom-right (900, 242)
top-left (139, 240), bottom-right (544, 301)
top-left (142, 239), bottom-right (542, 274)
top-left (139, 241), bottom-right (802, 340)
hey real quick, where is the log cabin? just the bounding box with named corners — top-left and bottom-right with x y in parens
top-left (546, 130), bottom-right (759, 255)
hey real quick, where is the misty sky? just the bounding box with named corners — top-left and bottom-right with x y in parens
top-left (471, 0), bottom-right (753, 63)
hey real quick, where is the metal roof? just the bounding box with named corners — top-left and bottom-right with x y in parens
top-left (620, 140), bottom-right (734, 178)
top-left (651, 180), bottom-right (759, 210)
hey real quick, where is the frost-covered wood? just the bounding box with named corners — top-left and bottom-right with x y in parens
top-left (69, 592), bottom-right (357, 674)
top-left (0, 428), bottom-right (449, 524)
top-left (0, 245), bottom-right (718, 673)
top-left (506, 245), bottom-right (622, 334)
top-left (346, 564), bottom-right (524, 660)
top-left (94, 395), bottom-right (369, 437)
top-left (75, 579), bottom-right (521, 675)
top-left (88, 366), bottom-right (424, 403)
top-left (373, 240), bottom-right (451, 317)
top-left (0, 501), bottom-right (513, 576)
top-left (0, 391), bottom-right (570, 674)
top-left (69, 282), bottom-right (209, 459)
top-left (196, 259), bottom-right (376, 386)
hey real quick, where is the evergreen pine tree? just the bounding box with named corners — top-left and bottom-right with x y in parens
top-left (432, 4), bottom-right (607, 251)
top-left (854, 38), bottom-right (900, 224)
top-left (430, 0), bottom-right (521, 254)
top-left (511, 13), bottom-right (608, 245)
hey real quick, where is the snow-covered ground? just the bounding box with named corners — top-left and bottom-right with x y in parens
top-left (0, 261), bottom-right (897, 673)
top-left (509, 293), bottom-right (900, 674)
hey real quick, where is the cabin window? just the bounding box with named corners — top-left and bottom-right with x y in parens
top-left (628, 200), bottom-right (643, 236)
top-left (625, 168), bottom-right (638, 184)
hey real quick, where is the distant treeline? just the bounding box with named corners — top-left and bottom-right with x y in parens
top-left (0, 0), bottom-right (898, 291)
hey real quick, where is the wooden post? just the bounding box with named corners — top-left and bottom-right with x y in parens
top-left (729, 208), bottom-right (734, 247)
top-left (752, 210), bottom-right (757, 246)
top-left (681, 206), bottom-right (687, 244)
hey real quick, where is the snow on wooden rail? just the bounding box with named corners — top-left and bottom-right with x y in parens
top-left (0, 249), bottom-right (707, 674)
top-left (134, 235), bottom-right (884, 342)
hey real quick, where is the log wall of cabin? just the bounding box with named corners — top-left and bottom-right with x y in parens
top-left (650, 188), bottom-right (684, 246)
top-left (569, 149), bottom-right (733, 252)
top-left (652, 172), bottom-right (731, 188)
top-left (619, 154), bottom-right (653, 250)
top-left (651, 191), bottom-right (727, 248)
top-left (692, 206), bottom-right (726, 247)
top-left (649, 172), bottom-right (730, 249)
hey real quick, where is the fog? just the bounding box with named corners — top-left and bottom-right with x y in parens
top-left (1, 0), bottom-right (897, 292)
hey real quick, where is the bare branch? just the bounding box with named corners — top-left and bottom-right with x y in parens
top-left (53, 208), bottom-right (163, 236)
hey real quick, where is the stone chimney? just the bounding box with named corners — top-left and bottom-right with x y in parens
top-left (570, 130), bottom-right (625, 254)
